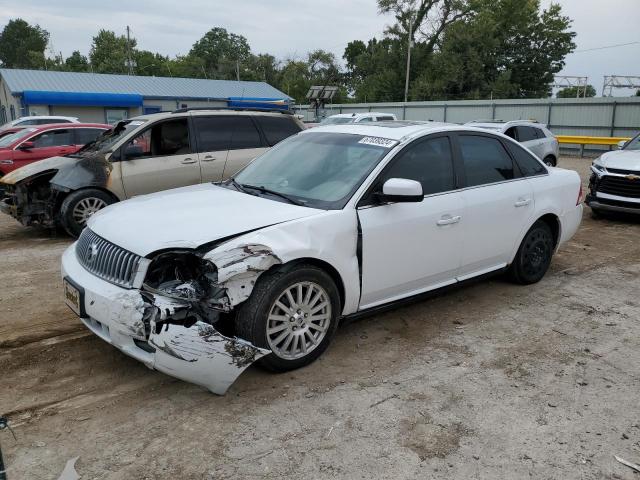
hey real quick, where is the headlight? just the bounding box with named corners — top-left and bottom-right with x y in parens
top-left (591, 162), bottom-right (605, 175)
top-left (143, 251), bottom-right (218, 301)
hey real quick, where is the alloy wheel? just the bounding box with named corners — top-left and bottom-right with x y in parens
top-left (72, 197), bottom-right (108, 226)
top-left (266, 281), bottom-right (331, 360)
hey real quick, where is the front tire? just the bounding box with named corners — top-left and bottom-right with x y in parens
top-left (59, 189), bottom-right (115, 237)
top-left (509, 221), bottom-right (554, 285)
top-left (235, 264), bottom-right (340, 372)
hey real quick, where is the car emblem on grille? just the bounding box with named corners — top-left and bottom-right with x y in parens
top-left (625, 174), bottom-right (640, 181)
top-left (86, 243), bottom-right (99, 263)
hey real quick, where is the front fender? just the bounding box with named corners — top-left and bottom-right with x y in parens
top-left (203, 209), bottom-right (361, 315)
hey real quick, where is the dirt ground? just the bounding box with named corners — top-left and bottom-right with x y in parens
top-left (1, 156), bottom-right (639, 479)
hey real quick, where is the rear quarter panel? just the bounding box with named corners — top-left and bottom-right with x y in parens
top-left (522, 168), bottom-right (582, 252)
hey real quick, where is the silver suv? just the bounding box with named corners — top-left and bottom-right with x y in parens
top-left (0, 108), bottom-right (304, 236)
top-left (466, 120), bottom-right (559, 166)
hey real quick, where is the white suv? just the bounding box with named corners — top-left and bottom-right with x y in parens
top-left (61, 121), bottom-right (583, 394)
top-left (586, 132), bottom-right (640, 216)
top-left (1, 115), bottom-right (80, 130)
top-left (466, 120), bottom-right (559, 166)
top-left (320, 112), bottom-right (397, 125)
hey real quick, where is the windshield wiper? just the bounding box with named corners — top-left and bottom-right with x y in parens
top-left (225, 177), bottom-right (247, 193)
top-left (241, 184), bottom-right (304, 206)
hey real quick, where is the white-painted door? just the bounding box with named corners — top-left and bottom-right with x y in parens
top-left (357, 135), bottom-right (464, 309)
top-left (454, 134), bottom-right (535, 278)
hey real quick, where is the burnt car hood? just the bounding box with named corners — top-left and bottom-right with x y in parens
top-left (87, 183), bottom-right (321, 257)
top-left (597, 150), bottom-right (640, 171)
top-left (0, 155), bottom-right (77, 185)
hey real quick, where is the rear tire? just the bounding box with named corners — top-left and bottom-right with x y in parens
top-left (59, 189), bottom-right (115, 238)
top-left (543, 155), bottom-right (556, 167)
top-left (235, 264), bottom-right (340, 372)
top-left (509, 220), bottom-right (554, 285)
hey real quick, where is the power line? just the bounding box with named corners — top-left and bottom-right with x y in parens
top-left (574, 41), bottom-right (640, 53)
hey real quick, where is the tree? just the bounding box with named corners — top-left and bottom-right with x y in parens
top-left (189, 27), bottom-right (251, 79)
top-left (556, 84), bottom-right (596, 98)
top-left (408, 0), bottom-right (576, 100)
top-left (135, 50), bottom-right (170, 76)
top-left (378, 0), bottom-right (472, 54)
top-left (89, 29), bottom-right (135, 74)
top-left (64, 51), bottom-right (90, 72)
top-left (0, 19), bottom-right (49, 69)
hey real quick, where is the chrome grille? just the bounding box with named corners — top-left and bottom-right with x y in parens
top-left (76, 229), bottom-right (143, 288)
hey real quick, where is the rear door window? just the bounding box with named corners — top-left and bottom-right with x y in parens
top-left (30, 129), bottom-right (73, 148)
top-left (458, 135), bottom-right (515, 187)
top-left (74, 128), bottom-right (105, 145)
top-left (515, 126), bottom-right (538, 142)
top-left (255, 116), bottom-right (301, 146)
top-left (505, 141), bottom-right (547, 177)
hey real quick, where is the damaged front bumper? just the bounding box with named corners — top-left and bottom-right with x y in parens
top-left (61, 245), bottom-right (269, 394)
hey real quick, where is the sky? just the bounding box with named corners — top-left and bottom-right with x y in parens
top-left (2, 0), bottom-right (639, 96)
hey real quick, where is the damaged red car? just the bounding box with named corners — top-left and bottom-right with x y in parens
top-left (0, 123), bottom-right (110, 176)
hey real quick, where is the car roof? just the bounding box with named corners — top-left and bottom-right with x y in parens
top-left (25, 122), bottom-right (111, 131)
top-left (327, 112), bottom-right (395, 119)
top-left (301, 121), bottom-right (492, 141)
top-left (15, 115), bottom-right (79, 121)
top-left (466, 120), bottom-right (545, 130)
top-left (130, 109), bottom-right (296, 122)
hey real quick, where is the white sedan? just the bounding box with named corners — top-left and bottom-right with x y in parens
top-left (61, 122), bottom-right (583, 394)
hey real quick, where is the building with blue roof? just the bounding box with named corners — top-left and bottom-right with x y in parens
top-left (0, 68), bottom-right (291, 125)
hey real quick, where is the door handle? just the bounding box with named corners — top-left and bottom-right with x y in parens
top-left (514, 198), bottom-right (532, 207)
top-left (437, 215), bottom-right (461, 226)
top-left (181, 158), bottom-right (197, 164)
top-left (201, 155), bottom-right (216, 162)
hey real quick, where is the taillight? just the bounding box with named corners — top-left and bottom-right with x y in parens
top-left (577, 183), bottom-right (583, 205)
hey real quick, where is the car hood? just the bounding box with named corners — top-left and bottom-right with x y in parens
top-left (88, 183), bottom-right (322, 257)
top-left (596, 150), bottom-right (640, 171)
top-left (0, 155), bottom-right (77, 185)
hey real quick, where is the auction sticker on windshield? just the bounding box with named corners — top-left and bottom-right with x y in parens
top-left (358, 136), bottom-right (398, 148)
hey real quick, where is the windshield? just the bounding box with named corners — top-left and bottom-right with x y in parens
top-left (624, 134), bottom-right (640, 151)
top-left (0, 128), bottom-right (35, 148)
top-left (74, 120), bottom-right (145, 155)
top-left (320, 116), bottom-right (354, 125)
top-left (233, 132), bottom-right (394, 209)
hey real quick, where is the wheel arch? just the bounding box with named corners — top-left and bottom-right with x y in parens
top-left (57, 185), bottom-right (120, 209)
top-left (278, 257), bottom-right (346, 312)
top-left (510, 212), bottom-right (562, 264)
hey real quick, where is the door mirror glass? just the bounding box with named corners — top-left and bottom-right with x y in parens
top-left (377, 178), bottom-right (423, 203)
top-left (18, 141), bottom-right (35, 150)
top-left (618, 140), bottom-right (627, 150)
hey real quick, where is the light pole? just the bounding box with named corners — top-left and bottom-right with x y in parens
top-left (404, 13), bottom-right (414, 103)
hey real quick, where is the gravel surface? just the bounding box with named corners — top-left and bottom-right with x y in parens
top-left (1, 156), bottom-right (639, 479)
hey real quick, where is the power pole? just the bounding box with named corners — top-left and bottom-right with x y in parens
top-left (236, 60), bottom-right (240, 81)
top-left (126, 26), bottom-right (133, 75)
top-left (404, 13), bottom-right (414, 103)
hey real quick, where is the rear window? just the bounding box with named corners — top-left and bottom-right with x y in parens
top-left (255, 116), bottom-right (301, 146)
top-left (377, 116), bottom-right (395, 121)
top-left (515, 126), bottom-right (538, 142)
top-left (194, 115), bottom-right (263, 151)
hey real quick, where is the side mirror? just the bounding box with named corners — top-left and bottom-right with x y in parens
top-left (617, 140), bottom-right (627, 150)
top-left (18, 141), bottom-right (35, 150)
top-left (124, 144), bottom-right (144, 159)
top-left (376, 178), bottom-right (423, 203)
